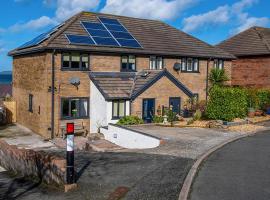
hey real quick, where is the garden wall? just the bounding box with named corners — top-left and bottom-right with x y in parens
top-left (0, 140), bottom-right (65, 186)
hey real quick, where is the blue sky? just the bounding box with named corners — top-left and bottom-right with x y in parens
top-left (0, 0), bottom-right (269, 72)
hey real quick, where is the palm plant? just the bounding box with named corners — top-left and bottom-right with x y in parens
top-left (208, 68), bottom-right (229, 86)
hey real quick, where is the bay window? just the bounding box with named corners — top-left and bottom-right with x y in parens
top-left (61, 97), bottom-right (89, 119)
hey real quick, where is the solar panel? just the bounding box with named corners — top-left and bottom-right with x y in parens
top-left (104, 24), bottom-right (127, 32)
top-left (19, 23), bottom-right (64, 49)
top-left (86, 29), bottom-right (112, 37)
top-left (92, 37), bottom-right (120, 46)
top-left (110, 31), bottom-right (134, 39)
top-left (117, 39), bottom-right (141, 48)
top-left (81, 22), bottom-right (106, 30)
top-left (99, 17), bottom-right (121, 25)
top-left (66, 34), bottom-right (95, 45)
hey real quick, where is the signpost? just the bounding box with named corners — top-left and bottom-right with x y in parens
top-left (66, 123), bottom-right (75, 184)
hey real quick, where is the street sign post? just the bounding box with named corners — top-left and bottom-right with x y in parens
top-left (66, 123), bottom-right (75, 184)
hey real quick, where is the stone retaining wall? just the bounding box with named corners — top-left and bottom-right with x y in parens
top-left (0, 140), bottom-right (66, 186)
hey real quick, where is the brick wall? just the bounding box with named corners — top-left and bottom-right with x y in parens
top-left (0, 140), bottom-right (65, 186)
top-left (131, 76), bottom-right (190, 117)
top-left (231, 56), bottom-right (270, 88)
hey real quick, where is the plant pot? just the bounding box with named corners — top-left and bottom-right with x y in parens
top-left (248, 111), bottom-right (255, 118)
top-left (255, 110), bottom-right (263, 116)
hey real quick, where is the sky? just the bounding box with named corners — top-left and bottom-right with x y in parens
top-left (0, 0), bottom-right (269, 72)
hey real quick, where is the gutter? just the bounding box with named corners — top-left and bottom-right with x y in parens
top-left (51, 49), bottom-right (56, 139)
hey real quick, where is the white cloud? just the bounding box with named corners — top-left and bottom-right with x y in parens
top-left (182, 6), bottom-right (229, 32)
top-left (182, 0), bottom-right (269, 33)
top-left (233, 16), bottom-right (269, 33)
top-left (9, 16), bottom-right (57, 32)
top-left (101, 0), bottom-right (194, 20)
top-left (55, 0), bottom-right (100, 21)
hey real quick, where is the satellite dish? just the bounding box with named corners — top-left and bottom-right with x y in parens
top-left (140, 70), bottom-right (149, 77)
top-left (173, 62), bottom-right (181, 71)
top-left (69, 77), bottom-right (80, 89)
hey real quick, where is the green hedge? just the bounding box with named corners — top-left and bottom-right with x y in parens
top-left (206, 86), bottom-right (248, 121)
top-left (116, 116), bottom-right (144, 125)
top-left (257, 89), bottom-right (270, 109)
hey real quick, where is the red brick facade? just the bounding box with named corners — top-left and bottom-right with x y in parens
top-left (231, 56), bottom-right (270, 88)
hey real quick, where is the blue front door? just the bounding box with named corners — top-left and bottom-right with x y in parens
top-left (143, 98), bottom-right (155, 123)
top-left (169, 97), bottom-right (181, 114)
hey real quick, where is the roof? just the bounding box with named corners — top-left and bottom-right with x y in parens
top-left (9, 11), bottom-right (234, 59)
top-left (0, 84), bottom-right (12, 97)
top-left (217, 26), bottom-right (270, 57)
top-left (89, 69), bottom-right (193, 100)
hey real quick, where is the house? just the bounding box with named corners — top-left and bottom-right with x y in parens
top-left (8, 11), bottom-right (234, 138)
top-left (0, 84), bottom-right (12, 104)
top-left (217, 26), bottom-right (270, 88)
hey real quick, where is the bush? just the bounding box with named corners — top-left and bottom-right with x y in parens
top-left (152, 115), bottom-right (163, 123)
top-left (209, 68), bottom-right (229, 86)
top-left (257, 89), bottom-right (270, 109)
top-left (164, 108), bottom-right (178, 126)
top-left (193, 109), bottom-right (202, 121)
top-left (116, 116), bottom-right (144, 125)
top-left (206, 85), bottom-right (248, 121)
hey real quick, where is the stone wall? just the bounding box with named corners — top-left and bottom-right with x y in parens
top-left (231, 56), bottom-right (270, 88)
top-left (0, 140), bottom-right (65, 186)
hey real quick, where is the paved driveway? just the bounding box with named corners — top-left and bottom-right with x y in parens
top-left (127, 125), bottom-right (243, 159)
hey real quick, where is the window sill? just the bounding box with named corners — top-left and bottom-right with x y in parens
top-left (181, 71), bottom-right (200, 73)
top-left (61, 116), bottom-right (89, 120)
top-left (61, 68), bottom-right (90, 71)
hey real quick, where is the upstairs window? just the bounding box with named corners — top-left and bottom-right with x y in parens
top-left (61, 97), bottom-right (89, 119)
top-left (150, 56), bottom-right (163, 70)
top-left (62, 53), bottom-right (89, 70)
top-left (181, 58), bottom-right (199, 72)
top-left (214, 59), bottom-right (224, 69)
top-left (28, 94), bottom-right (33, 112)
top-left (112, 100), bottom-right (126, 119)
top-left (121, 55), bottom-right (136, 71)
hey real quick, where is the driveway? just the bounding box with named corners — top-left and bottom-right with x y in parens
top-left (189, 129), bottom-right (270, 200)
top-left (126, 125), bottom-right (243, 159)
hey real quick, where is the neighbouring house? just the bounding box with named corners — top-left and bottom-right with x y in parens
top-left (8, 11), bottom-right (234, 138)
top-left (0, 84), bottom-right (12, 104)
top-left (217, 26), bottom-right (270, 88)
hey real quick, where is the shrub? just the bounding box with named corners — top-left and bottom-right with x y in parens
top-left (206, 85), bottom-right (248, 121)
top-left (164, 108), bottom-right (178, 126)
top-left (116, 116), bottom-right (144, 125)
top-left (193, 109), bottom-right (202, 121)
top-left (152, 115), bottom-right (163, 123)
top-left (257, 89), bottom-right (270, 109)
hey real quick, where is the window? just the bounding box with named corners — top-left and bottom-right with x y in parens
top-left (112, 100), bottom-right (126, 119)
top-left (181, 58), bottom-right (199, 72)
top-left (61, 97), bottom-right (89, 119)
top-left (214, 59), bottom-right (224, 69)
top-left (150, 56), bottom-right (163, 70)
top-left (193, 93), bottom-right (199, 102)
top-left (121, 55), bottom-right (136, 71)
top-left (29, 94), bottom-right (33, 112)
top-left (61, 53), bottom-right (89, 70)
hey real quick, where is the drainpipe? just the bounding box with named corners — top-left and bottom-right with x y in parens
top-left (206, 58), bottom-right (211, 102)
top-left (51, 50), bottom-right (56, 139)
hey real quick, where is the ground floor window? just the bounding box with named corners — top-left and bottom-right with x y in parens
top-left (61, 97), bottom-right (89, 119)
top-left (112, 100), bottom-right (126, 119)
top-left (28, 94), bottom-right (33, 112)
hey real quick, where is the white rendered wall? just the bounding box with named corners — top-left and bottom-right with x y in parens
top-left (100, 124), bottom-right (160, 149)
top-left (90, 82), bottom-right (107, 133)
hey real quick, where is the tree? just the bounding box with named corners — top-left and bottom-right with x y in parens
top-left (208, 68), bottom-right (229, 86)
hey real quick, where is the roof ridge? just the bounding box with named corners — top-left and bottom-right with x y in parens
top-left (254, 27), bottom-right (270, 52)
top-left (44, 12), bottom-right (84, 47)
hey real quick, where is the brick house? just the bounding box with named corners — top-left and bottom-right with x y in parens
top-left (8, 12), bottom-right (233, 138)
top-left (217, 26), bottom-right (270, 88)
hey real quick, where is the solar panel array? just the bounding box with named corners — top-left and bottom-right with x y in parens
top-left (19, 24), bottom-right (64, 49)
top-left (66, 17), bottom-right (142, 49)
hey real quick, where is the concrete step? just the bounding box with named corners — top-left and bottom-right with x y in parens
top-left (86, 139), bottom-right (123, 152)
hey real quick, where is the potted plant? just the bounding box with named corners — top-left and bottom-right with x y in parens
top-left (248, 107), bottom-right (255, 118)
